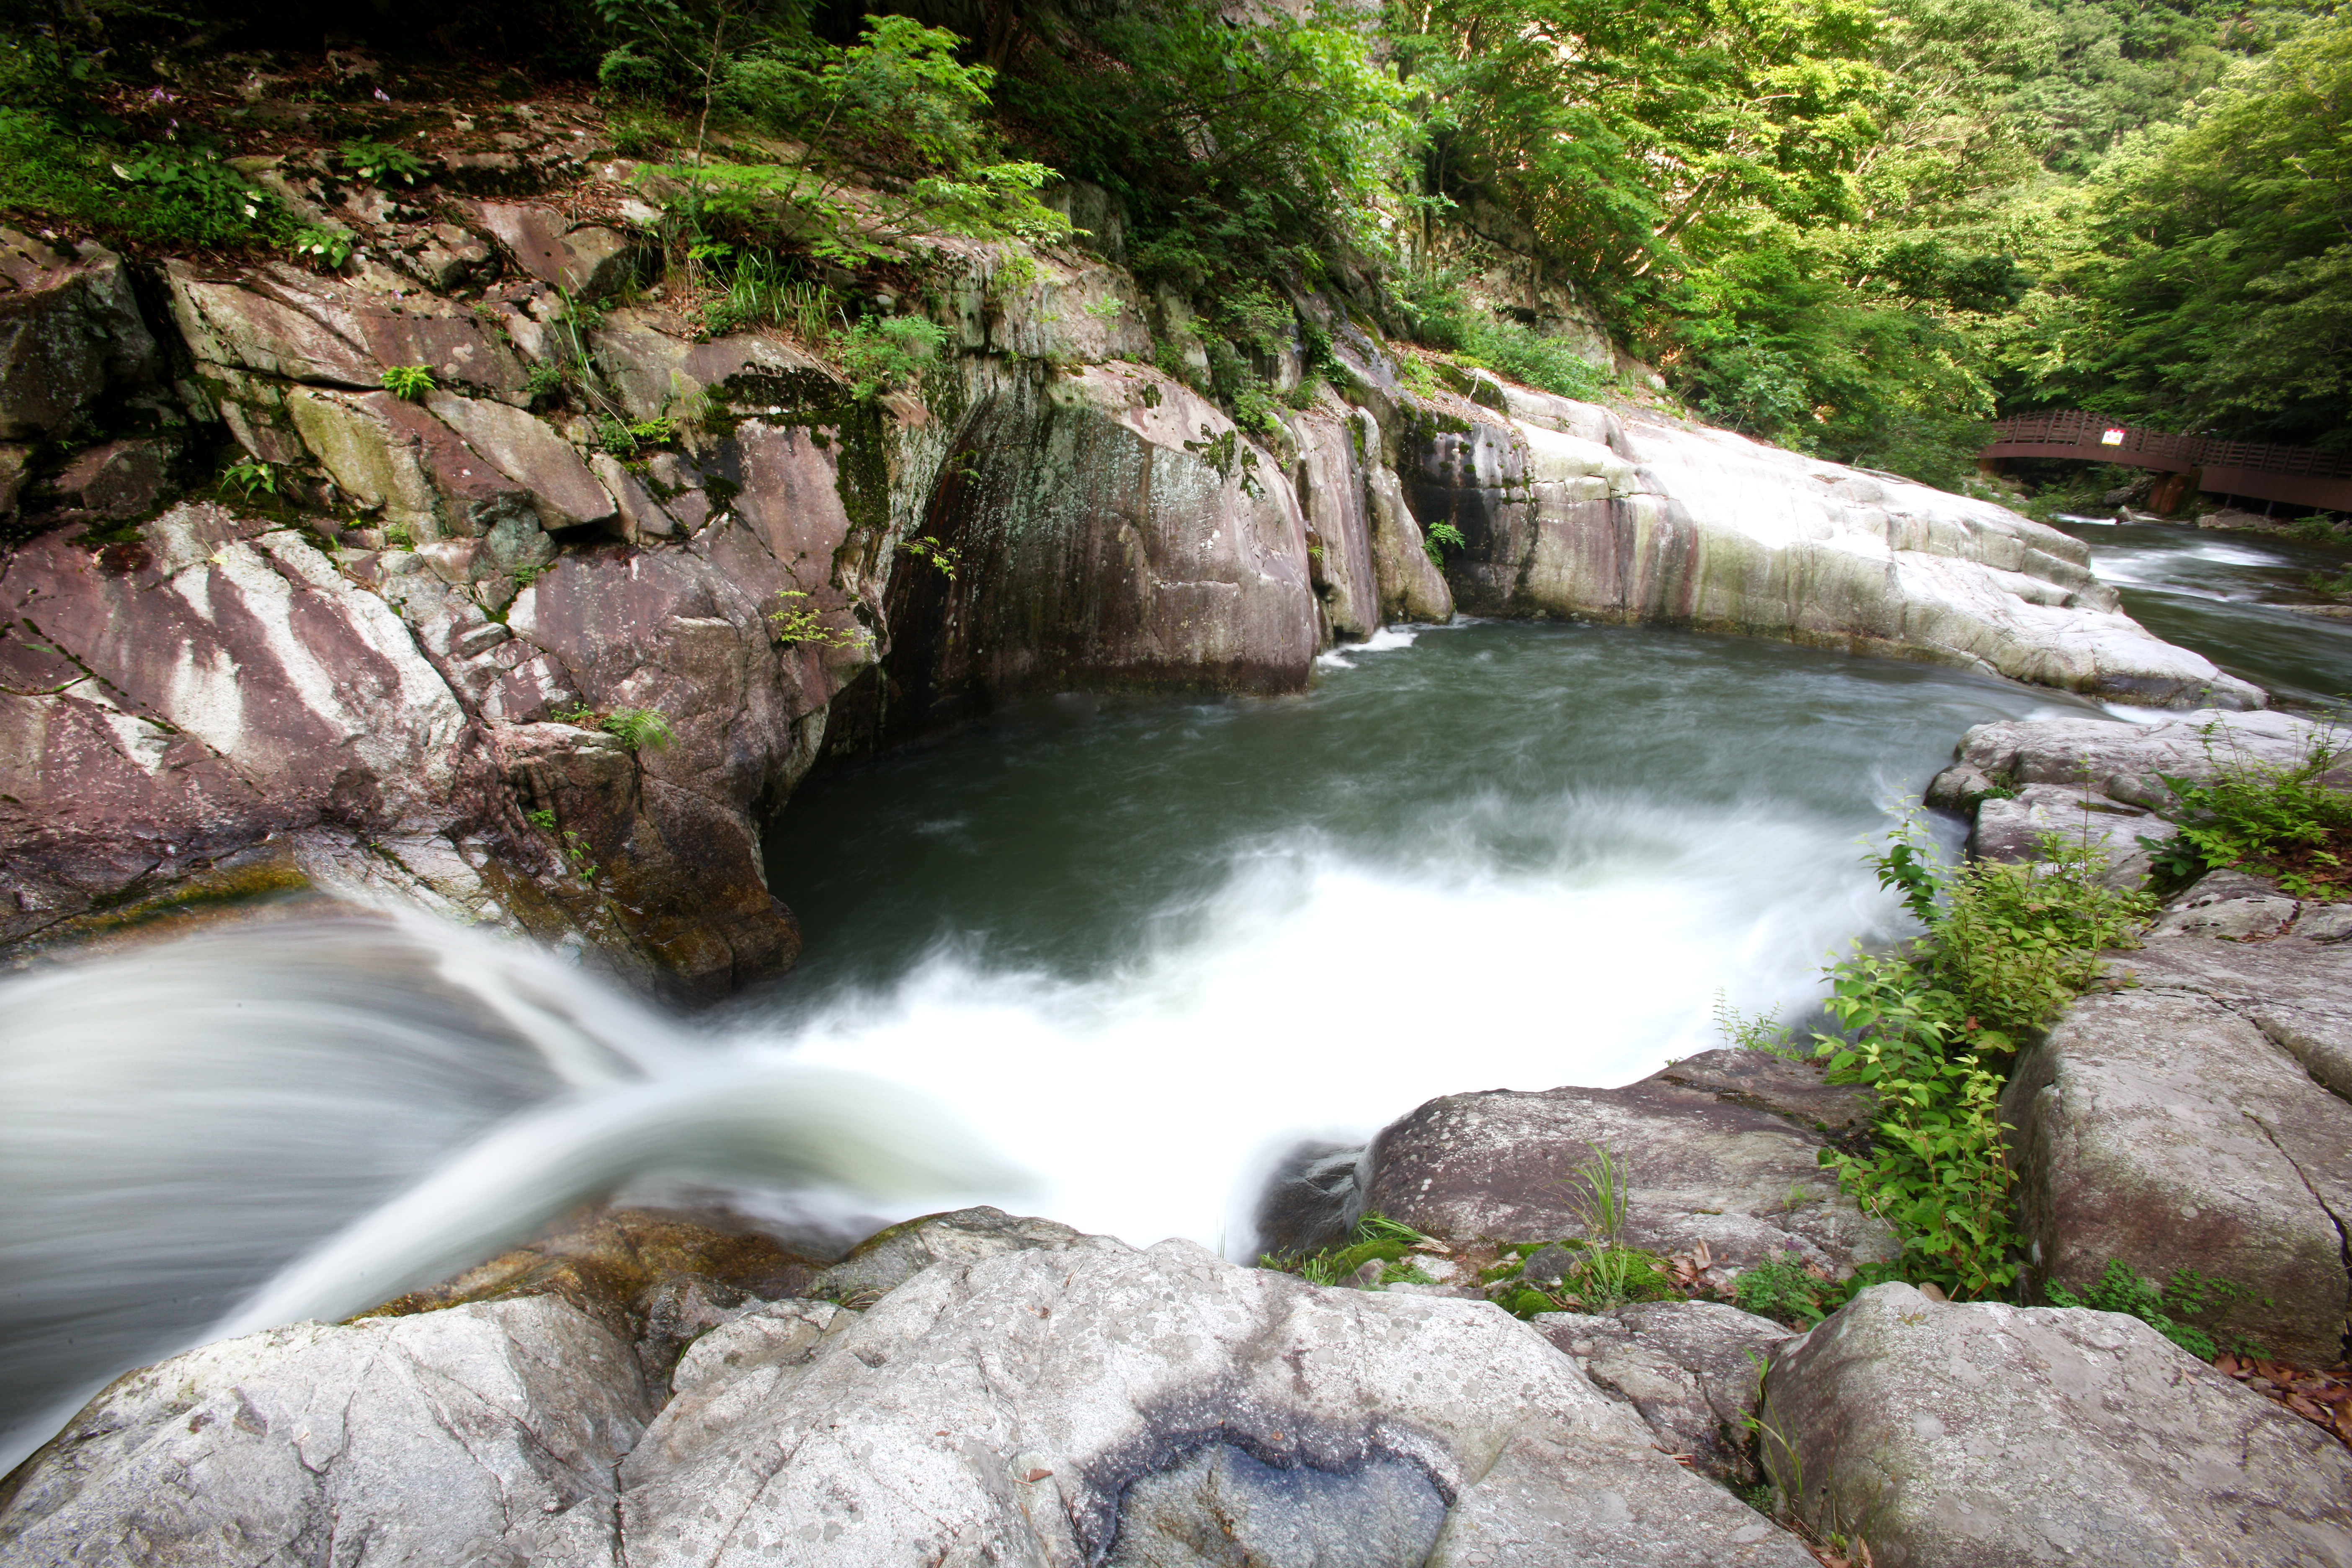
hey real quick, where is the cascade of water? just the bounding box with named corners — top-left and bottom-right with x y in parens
top-left (0, 914), bottom-right (1013, 1474)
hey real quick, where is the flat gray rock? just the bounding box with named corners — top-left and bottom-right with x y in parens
top-left (1759, 1284), bottom-right (2352, 1566)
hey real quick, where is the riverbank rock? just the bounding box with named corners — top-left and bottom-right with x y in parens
top-left (618, 1235), bottom-right (1813, 1567)
top-left (1926, 707), bottom-right (2340, 890)
top-left (1411, 384), bottom-right (2262, 709)
top-left (0, 1297), bottom-right (655, 1567)
top-left (1533, 1300), bottom-right (1792, 1484)
top-left (1757, 1282), bottom-right (2352, 1565)
top-left (1359, 1051), bottom-right (1897, 1278)
top-left (2003, 882), bottom-right (2352, 1365)
top-left (3, 1228), bottom-right (1817, 1566)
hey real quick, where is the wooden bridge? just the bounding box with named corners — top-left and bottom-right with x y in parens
top-left (1979, 410), bottom-right (2352, 513)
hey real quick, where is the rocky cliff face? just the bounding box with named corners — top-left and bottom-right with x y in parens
top-left (0, 138), bottom-right (2259, 994)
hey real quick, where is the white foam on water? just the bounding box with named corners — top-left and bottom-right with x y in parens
top-left (744, 793), bottom-right (1910, 1258)
top-left (1315, 624), bottom-right (1424, 668)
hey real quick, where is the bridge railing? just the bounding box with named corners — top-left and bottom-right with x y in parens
top-left (1988, 413), bottom-right (2352, 480)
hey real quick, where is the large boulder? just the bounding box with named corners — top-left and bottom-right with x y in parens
top-left (2, 1232), bottom-right (1818, 1565)
top-left (2004, 910), bottom-right (2352, 1365)
top-left (1411, 386), bottom-right (2262, 709)
top-left (1358, 1053), bottom-right (1898, 1278)
top-left (0, 504), bottom-right (474, 948)
top-left (856, 363), bottom-right (1320, 744)
top-left (0, 1297), bottom-right (655, 1567)
top-left (0, 230), bottom-right (162, 445)
top-left (617, 1236), bottom-right (1813, 1566)
top-left (1757, 1282), bottom-right (2352, 1566)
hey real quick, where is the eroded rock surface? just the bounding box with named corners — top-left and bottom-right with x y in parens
top-left (617, 1236), bottom-right (1813, 1568)
top-left (1533, 1300), bottom-right (1791, 1484)
top-left (1758, 1283), bottom-right (2352, 1566)
top-left (1413, 384), bottom-right (2261, 708)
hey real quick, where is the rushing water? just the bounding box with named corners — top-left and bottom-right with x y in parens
top-left (741, 621), bottom-right (2112, 1252)
top-left (0, 619), bottom-right (2129, 1470)
top-left (2055, 516), bottom-right (2352, 707)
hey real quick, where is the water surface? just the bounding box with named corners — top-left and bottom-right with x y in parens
top-left (747, 621), bottom-right (2110, 1251)
top-left (2054, 518), bottom-right (2352, 707)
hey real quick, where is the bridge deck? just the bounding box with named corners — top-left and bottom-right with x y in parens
top-left (1981, 412), bottom-right (2352, 512)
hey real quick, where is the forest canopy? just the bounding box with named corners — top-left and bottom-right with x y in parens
top-left (0, 0), bottom-right (2343, 489)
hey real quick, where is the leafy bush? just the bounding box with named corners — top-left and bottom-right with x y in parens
top-left (1423, 519), bottom-right (1466, 565)
top-left (2046, 1260), bottom-right (2246, 1359)
top-left (2158, 722), bottom-right (2352, 899)
top-left (1810, 819), bottom-right (2156, 1299)
top-left (0, 108), bottom-right (280, 249)
top-left (837, 314), bottom-right (949, 400)
top-left (336, 140), bottom-right (428, 186)
top-left (1458, 319), bottom-right (1612, 402)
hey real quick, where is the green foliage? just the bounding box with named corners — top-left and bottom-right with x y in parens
top-left (596, 414), bottom-right (679, 456)
top-left (2046, 1259), bottom-right (2248, 1359)
top-left (289, 225), bottom-right (354, 271)
top-left (382, 365), bottom-right (437, 402)
top-left (1813, 949), bottom-right (2022, 1298)
top-left (0, 101), bottom-right (284, 250)
top-left (2157, 722), bottom-right (2352, 897)
top-left (600, 707), bottom-right (674, 752)
top-left (1260, 1212), bottom-right (1440, 1287)
top-left (221, 458), bottom-right (277, 500)
top-left (1734, 1252), bottom-right (1838, 1327)
top-left (836, 314), bottom-right (948, 401)
top-left (1712, 991), bottom-right (1806, 1060)
top-left (1811, 818), bottom-right (2155, 1298)
top-left (2000, 11), bottom-right (2352, 446)
top-left (640, 13), bottom-right (1075, 267)
top-left (899, 533), bottom-right (960, 578)
top-left (1422, 520), bottom-right (1467, 566)
top-left (1003, 0), bottom-right (1409, 300)
top-left (768, 588), bottom-right (862, 648)
top-left (335, 141), bottom-right (428, 186)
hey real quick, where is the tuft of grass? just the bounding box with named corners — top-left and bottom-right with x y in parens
top-left (1260, 1212), bottom-right (1439, 1288)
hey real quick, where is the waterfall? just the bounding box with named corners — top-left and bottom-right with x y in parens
top-left (0, 914), bottom-right (1018, 1473)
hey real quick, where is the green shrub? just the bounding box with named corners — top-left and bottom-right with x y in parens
top-left (2046, 1260), bottom-right (2247, 1359)
top-left (0, 109), bottom-right (279, 250)
top-left (335, 140), bottom-right (428, 187)
top-left (836, 314), bottom-right (949, 400)
top-left (1806, 819), bottom-right (2159, 1300)
top-left (1422, 519), bottom-right (1466, 565)
top-left (2159, 722), bottom-right (2352, 899)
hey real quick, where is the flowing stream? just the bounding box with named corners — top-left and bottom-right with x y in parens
top-left (741, 622), bottom-right (2110, 1249)
top-left (0, 616), bottom-right (2176, 1470)
top-left (2055, 516), bottom-right (2352, 707)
